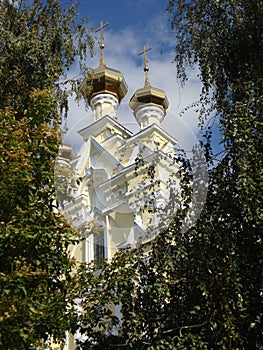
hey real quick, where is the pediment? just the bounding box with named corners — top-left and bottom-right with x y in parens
top-left (74, 136), bottom-right (123, 178)
top-left (78, 115), bottom-right (132, 142)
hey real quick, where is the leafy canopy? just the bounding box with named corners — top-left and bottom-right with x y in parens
top-left (0, 0), bottom-right (93, 348)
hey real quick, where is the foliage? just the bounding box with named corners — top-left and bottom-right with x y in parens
top-left (167, 0), bottom-right (262, 96)
top-left (74, 0), bottom-right (262, 349)
top-left (167, 0), bottom-right (263, 203)
top-left (0, 0), bottom-right (93, 116)
top-left (168, 1), bottom-right (262, 346)
top-left (75, 153), bottom-right (262, 350)
top-left (0, 0), bottom-right (93, 348)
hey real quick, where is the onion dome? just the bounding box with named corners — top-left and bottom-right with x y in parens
top-left (79, 22), bottom-right (128, 120)
top-left (129, 46), bottom-right (169, 129)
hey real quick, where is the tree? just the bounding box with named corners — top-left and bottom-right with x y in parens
top-left (165, 2), bottom-right (263, 346)
top-left (74, 1), bottom-right (262, 349)
top-left (0, 0), bottom-right (93, 348)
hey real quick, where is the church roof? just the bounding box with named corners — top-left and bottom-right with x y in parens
top-left (80, 66), bottom-right (128, 103)
top-left (129, 46), bottom-right (169, 113)
top-left (129, 85), bottom-right (169, 112)
top-left (79, 21), bottom-right (128, 104)
top-left (78, 115), bottom-right (132, 141)
top-left (125, 122), bottom-right (176, 145)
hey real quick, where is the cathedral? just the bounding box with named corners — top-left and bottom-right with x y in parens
top-left (55, 22), bottom-right (179, 349)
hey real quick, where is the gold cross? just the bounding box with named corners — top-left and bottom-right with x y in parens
top-left (138, 46), bottom-right (152, 86)
top-left (138, 46), bottom-right (152, 69)
top-left (95, 21), bottom-right (109, 67)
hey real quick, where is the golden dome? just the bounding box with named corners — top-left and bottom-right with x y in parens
top-left (129, 85), bottom-right (169, 112)
top-left (80, 22), bottom-right (128, 104)
top-left (129, 46), bottom-right (169, 113)
top-left (80, 66), bottom-right (128, 104)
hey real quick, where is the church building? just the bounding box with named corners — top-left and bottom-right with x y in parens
top-left (56, 22), bottom-right (179, 349)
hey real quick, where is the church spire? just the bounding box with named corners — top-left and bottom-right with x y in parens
top-left (94, 21), bottom-right (109, 68)
top-left (79, 21), bottom-right (128, 121)
top-left (129, 46), bottom-right (169, 129)
top-left (138, 46), bottom-right (151, 87)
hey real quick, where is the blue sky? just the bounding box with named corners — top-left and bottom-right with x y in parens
top-left (80, 0), bottom-right (169, 35)
top-left (65, 0), bottom-right (204, 153)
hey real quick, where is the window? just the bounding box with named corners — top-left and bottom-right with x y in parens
top-left (94, 231), bottom-right (105, 261)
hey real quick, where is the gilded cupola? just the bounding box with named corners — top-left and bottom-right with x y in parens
top-left (80, 22), bottom-right (128, 121)
top-left (129, 46), bottom-right (169, 129)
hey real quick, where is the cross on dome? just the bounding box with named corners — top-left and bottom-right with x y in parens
top-left (129, 46), bottom-right (169, 128)
top-left (79, 20), bottom-right (128, 119)
top-left (138, 46), bottom-right (152, 87)
top-left (95, 21), bottom-right (109, 67)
